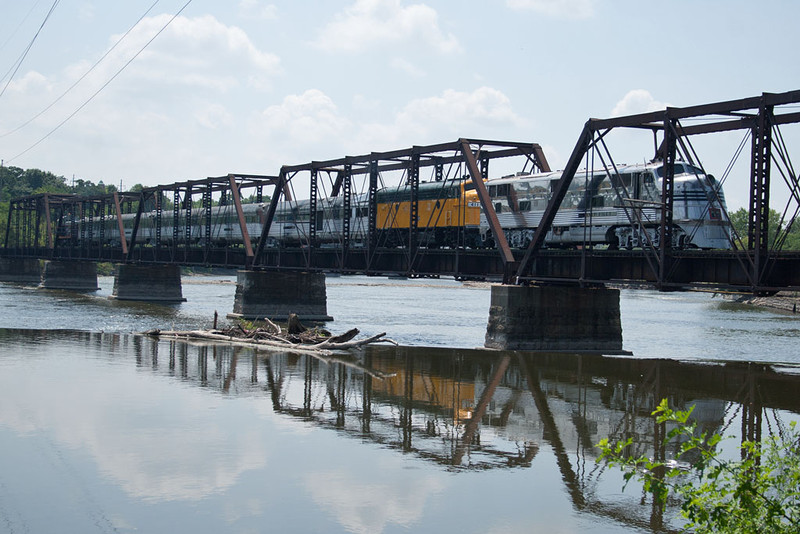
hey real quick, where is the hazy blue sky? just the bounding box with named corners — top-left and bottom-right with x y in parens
top-left (0, 0), bottom-right (798, 209)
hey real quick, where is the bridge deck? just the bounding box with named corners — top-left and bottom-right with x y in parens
top-left (4, 246), bottom-right (799, 292)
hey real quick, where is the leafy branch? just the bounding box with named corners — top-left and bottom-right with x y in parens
top-left (597, 399), bottom-right (800, 533)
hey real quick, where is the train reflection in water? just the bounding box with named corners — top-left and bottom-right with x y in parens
top-left (118, 333), bottom-right (798, 532)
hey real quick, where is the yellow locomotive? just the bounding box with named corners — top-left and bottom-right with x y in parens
top-left (374, 179), bottom-right (482, 248)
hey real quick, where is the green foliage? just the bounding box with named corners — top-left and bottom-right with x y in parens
top-left (0, 165), bottom-right (119, 245)
top-left (597, 399), bottom-right (800, 533)
top-left (729, 207), bottom-right (800, 250)
top-left (0, 164), bottom-right (118, 203)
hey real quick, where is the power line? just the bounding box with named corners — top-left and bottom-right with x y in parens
top-left (0, 0), bottom-right (162, 139)
top-left (0, 0), bottom-right (61, 98)
top-left (8, 0), bottom-right (194, 164)
top-left (0, 0), bottom-right (46, 55)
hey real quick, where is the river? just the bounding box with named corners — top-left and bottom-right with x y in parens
top-left (0, 274), bottom-right (798, 533)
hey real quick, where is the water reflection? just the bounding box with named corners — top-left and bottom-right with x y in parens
top-left (1, 329), bottom-right (798, 533)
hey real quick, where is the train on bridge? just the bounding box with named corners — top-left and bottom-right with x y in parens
top-left (63, 160), bottom-right (732, 251)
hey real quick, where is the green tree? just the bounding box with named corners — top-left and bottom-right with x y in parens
top-left (728, 207), bottom-right (799, 251)
top-left (597, 399), bottom-right (800, 533)
top-left (0, 166), bottom-right (120, 246)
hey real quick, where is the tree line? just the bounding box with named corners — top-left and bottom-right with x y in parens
top-left (0, 165), bottom-right (121, 202)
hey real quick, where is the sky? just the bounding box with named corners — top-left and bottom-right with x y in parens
top-left (0, 0), bottom-right (798, 210)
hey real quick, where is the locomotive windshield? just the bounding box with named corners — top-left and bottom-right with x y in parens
top-left (655, 163), bottom-right (704, 177)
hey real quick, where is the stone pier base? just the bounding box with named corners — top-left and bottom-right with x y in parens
top-left (0, 258), bottom-right (41, 284)
top-left (39, 261), bottom-right (99, 291)
top-left (485, 285), bottom-right (622, 352)
top-left (232, 270), bottom-right (333, 321)
top-left (111, 264), bottom-right (185, 302)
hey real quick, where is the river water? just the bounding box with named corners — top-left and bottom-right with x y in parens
top-left (0, 275), bottom-right (799, 533)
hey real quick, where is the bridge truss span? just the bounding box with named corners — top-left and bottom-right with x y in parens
top-left (517, 90), bottom-right (800, 294)
top-left (3, 102), bottom-right (800, 293)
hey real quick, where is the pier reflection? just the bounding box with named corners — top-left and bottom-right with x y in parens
top-left (6, 329), bottom-right (798, 533)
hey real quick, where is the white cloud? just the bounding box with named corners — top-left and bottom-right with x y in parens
top-left (258, 89), bottom-right (351, 147)
top-left (313, 0), bottom-right (460, 54)
top-left (245, 86), bottom-right (526, 174)
top-left (610, 89), bottom-right (668, 116)
top-left (506, 0), bottom-right (596, 19)
top-left (249, 86), bottom-right (525, 162)
top-left (391, 57), bottom-right (425, 77)
top-left (105, 14), bottom-right (281, 92)
top-left (195, 102), bottom-right (235, 129)
top-left (304, 468), bottom-right (444, 534)
top-left (1, 14), bottom-right (284, 181)
top-left (238, 0), bottom-right (278, 20)
top-left (394, 86), bottom-right (525, 133)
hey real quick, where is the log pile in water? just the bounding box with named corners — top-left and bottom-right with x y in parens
top-left (143, 313), bottom-right (397, 356)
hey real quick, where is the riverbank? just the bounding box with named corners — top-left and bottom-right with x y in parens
top-left (725, 291), bottom-right (800, 314)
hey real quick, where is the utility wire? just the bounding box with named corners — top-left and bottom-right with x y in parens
top-left (1, 0), bottom-right (162, 139)
top-left (8, 0), bottom-right (194, 163)
top-left (0, 0), bottom-right (60, 98)
top-left (0, 0), bottom-right (46, 55)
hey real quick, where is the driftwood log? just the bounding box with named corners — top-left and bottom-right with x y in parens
top-left (142, 315), bottom-right (397, 356)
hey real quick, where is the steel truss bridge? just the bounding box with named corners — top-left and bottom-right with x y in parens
top-left (3, 91), bottom-right (800, 293)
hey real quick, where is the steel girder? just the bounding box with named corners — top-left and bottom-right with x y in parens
top-left (515, 90), bottom-right (800, 294)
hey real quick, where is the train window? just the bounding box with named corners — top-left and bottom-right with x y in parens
top-left (489, 184), bottom-right (510, 197)
top-left (518, 200), bottom-right (531, 211)
top-left (655, 163), bottom-right (702, 177)
top-left (494, 202), bottom-right (503, 213)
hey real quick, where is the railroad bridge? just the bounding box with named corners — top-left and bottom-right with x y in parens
top-left (2, 91), bottom-right (800, 350)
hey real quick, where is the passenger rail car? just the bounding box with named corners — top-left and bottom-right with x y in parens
top-left (60, 161), bottom-right (732, 251)
top-left (468, 161), bottom-right (732, 249)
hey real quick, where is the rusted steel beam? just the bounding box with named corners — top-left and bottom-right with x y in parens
top-left (590, 90), bottom-right (800, 132)
top-left (517, 123), bottom-right (593, 281)
top-left (459, 139), bottom-right (515, 272)
top-left (280, 139), bottom-right (544, 175)
top-left (749, 100), bottom-right (773, 290)
top-left (532, 144), bottom-right (551, 172)
top-left (253, 169), bottom-right (287, 266)
top-left (229, 175), bottom-right (254, 259)
top-left (44, 194), bottom-right (53, 249)
top-left (141, 174), bottom-right (279, 194)
top-left (658, 117), bottom-right (678, 288)
top-left (112, 192), bottom-right (128, 256)
top-left (3, 199), bottom-right (15, 249)
top-left (127, 191), bottom-right (148, 262)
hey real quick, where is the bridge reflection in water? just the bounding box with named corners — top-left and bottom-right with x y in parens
top-left (110, 333), bottom-right (800, 532)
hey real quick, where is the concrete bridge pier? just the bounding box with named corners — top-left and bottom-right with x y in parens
top-left (232, 270), bottom-right (333, 321)
top-left (0, 258), bottom-right (41, 284)
top-left (39, 260), bottom-right (99, 291)
top-left (485, 285), bottom-right (622, 352)
top-left (111, 264), bottom-right (186, 302)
